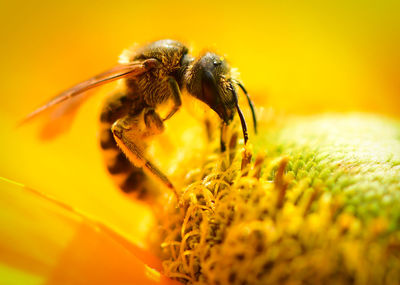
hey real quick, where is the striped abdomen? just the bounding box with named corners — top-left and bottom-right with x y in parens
top-left (99, 91), bottom-right (149, 198)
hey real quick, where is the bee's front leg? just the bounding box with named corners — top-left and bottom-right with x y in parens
top-left (163, 77), bottom-right (182, 121)
top-left (111, 110), bottom-right (178, 199)
top-left (220, 123), bottom-right (228, 152)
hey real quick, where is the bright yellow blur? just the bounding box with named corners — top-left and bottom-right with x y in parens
top-left (0, 0), bottom-right (399, 255)
top-left (0, 178), bottom-right (178, 284)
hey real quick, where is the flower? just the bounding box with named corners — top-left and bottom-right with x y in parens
top-left (2, 113), bottom-right (400, 285)
top-left (154, 114), bottom-right (400, 284)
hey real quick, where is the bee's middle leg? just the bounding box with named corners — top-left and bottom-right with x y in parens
top-left (111, 110), bottom-right (178, 199)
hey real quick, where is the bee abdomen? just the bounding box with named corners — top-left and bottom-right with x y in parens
top-left (120, 169), bottom-right (147, 193)
top-left (107, 152), bottom-right (131, 174)
top-left (100, 128), bottom-right (119, 150)
top-left (100, 123), bottom-right (148, 197)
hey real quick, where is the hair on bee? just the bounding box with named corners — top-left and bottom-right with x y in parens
top-left (21, 39), bottom-right (257, 199)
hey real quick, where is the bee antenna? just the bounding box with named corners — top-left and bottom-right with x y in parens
top-left (233, 80), bottom-right (257, 134)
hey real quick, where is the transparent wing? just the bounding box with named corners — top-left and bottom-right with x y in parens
top-left (18, 58), bottom-right (159, 126)
top-left (37, 91), bottom-right (90, 140)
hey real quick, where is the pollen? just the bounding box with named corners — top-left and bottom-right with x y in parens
top-left (153, 114), bottom-right (400, 285)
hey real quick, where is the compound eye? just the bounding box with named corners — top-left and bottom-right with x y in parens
top-left (202, 70), bottom-right (220, 107)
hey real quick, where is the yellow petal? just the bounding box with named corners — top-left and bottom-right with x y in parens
top-left (0, 177), bottom-right (180, 285)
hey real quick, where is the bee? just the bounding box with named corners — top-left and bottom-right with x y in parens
top-left (20, 39), bottom-right (257, 199)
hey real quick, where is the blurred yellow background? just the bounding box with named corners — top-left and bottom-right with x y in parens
top-left (0, 0), bottom-right (399, 245)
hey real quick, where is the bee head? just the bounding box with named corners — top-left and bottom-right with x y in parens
top-left (185, 52), bottom-right (238, 124)
top-left (185, 52), bottom-right (257, 145)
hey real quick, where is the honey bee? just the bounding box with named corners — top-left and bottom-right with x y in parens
top-left (20, 39), bottom-right (257, 199)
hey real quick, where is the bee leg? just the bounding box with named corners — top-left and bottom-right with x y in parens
top-left (204, 117), bottom-right (213, 141)
top-left (143, 108), bottom-right (165, 136)
top-left (111, 112), bottom-right (179, 200)
top-left (220, 123), bottom-right (228, 152)
top-left (163, 77), bottom-right (182, 121)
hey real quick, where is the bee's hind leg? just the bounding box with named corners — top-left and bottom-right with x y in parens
top-left (111, 109), bottom-right (179, 200)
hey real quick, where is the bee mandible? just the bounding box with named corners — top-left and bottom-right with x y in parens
top-left (20, 39), bottom-right (257, 199)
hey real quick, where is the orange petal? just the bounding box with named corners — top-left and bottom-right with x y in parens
top-left (0, 177), bottom-right (181, 285)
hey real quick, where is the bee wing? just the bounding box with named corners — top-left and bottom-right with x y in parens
top-left (37, 91), bottom-right (91, 140)
top-left (18, 59), bottom-right (159, 126)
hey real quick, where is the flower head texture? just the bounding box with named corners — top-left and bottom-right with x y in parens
top-left (155, 114), bottom-right (400, 285)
